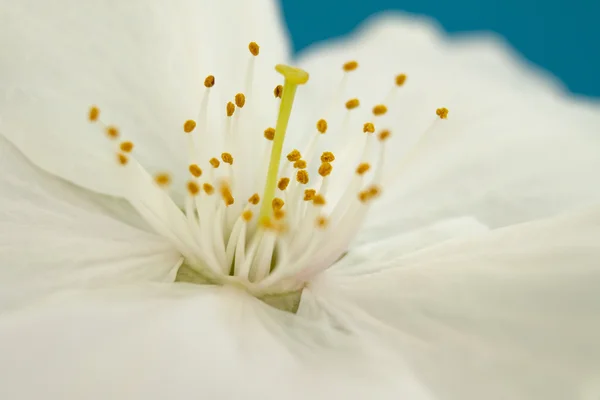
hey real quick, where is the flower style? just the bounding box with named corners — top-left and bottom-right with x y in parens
top-left (1, 0), bottom-right (600, 399)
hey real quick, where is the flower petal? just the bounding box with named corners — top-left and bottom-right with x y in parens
top-left (310, 205), bottom-right (600, 399)
top-left (0, 135), bottom-right (181, 311)
top-left (0, 0), bottom-right (290, 197)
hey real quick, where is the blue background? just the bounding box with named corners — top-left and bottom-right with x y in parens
top-left (281, 0), bottom-right (599, 97)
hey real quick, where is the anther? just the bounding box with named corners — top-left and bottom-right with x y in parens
top-left (345, 98), bottom-right (360, 110)
top-left (436, 107), bottom-right (449, 119)
top-left (117, 153), bottom-right (128, 165)
top-left (209, 158), bottom-right (221, 168)
top-left (221, 152), bottom-right (234, 165)
top-left (363, 122), bottom-right (375, 133)
top-left (320, 151), bottom-right (335, 162)
top-left (226, 102), bottom-right (235, 117)
top-left (316, 216), bottom-right (328, 228)
top-left (242, 210), bottom-right (253, 222)
top-left (313, 194), bottom-right (326, 206)
top-left (88, 106), bottom-right (100, 122)
top-left (248, 42), bottom-right (260, 56)
top-left (235, 93), bottom-right (246, 108)
top-left (296, 170), bottom-right (309, 184)
top-left (154, 173), bottom-right (171, 187)
top-left (372, 104), bottom-right (388, 116)
top-left (378, 130), bottom-right (391, 141)
top-left (274, 85), bottom-right (283, 98)
top-left (119, 141), bottom-right (134, 153)
top-left (203, 183), bottom-right (215, 195)
top-left (316, 119), bottom-right (328, 133)
top-left (189, 164), bottom-right (203, 177)
top-left (264, 127), bottom-right (275, 141)
top-left (248, 193), bottom-right (260, 205)
top-left (356, 163), bottom-right (371, 175)
top-left (187, 181), bottom-right (200, 196)
top-left (220, 183), bottom-right (235, 206)
top-left (106, 126), bottom-right (120, 139)
top-left (272, 197), bottom-right (284, 211)
top-left (396, 74), bottom-right (407, 86)
top-left (183, 120), bottom-right (197, 133)
top-left (274, 210), bottom-right (286, 220)
top-left (204, 75), bottom-right (215, 88)
top-left (304, 189), bottom-right (316, 201)
top-left (342, 60), bottom-right (359, 71)
top-left (318, 162), bottom-right (333, 177)
top-left (286, 149), bottom-right (302, 162)
top-left (293, 159), bottom-right (307, 169)
top-left (277, 177), bottom-right (290, 190)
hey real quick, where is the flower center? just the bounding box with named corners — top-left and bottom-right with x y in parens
top-left (86, 42), bottom-right (448, 312)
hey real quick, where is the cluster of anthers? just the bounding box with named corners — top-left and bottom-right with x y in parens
top-left (87, 42), bottom-right (448, 310)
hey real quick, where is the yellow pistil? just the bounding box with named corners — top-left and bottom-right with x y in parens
top-left (258, 64), bottom-right (309, 221)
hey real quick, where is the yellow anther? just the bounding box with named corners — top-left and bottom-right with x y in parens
top-left (275, 64), bottom-right (310, 85)
top-left (436, 107), bottom-right (449, 119)
top-left (221, 152), bottom-right (234, 165)
top-left (259, 216), bottom-right (273, 230)
top-left (249, 41), bottom-right (260, 56)
top-left (318, 162), bottom-right (333, 177)
top-left (183, 120), bottom-right (197, 133)
top-left (226, 102), bottom-right (235, 117)
top-left (117, 153), bottom-right (128, 165)
top-left (286, 149), bottom-right (302, 162)
top-left (320, 151), bottom-right (335, 162)
top-left (293, 159), bottom-right (307, 169)
top-left (119, 141), bottom-right (134, 153)
top-left (88, 106), bottom-right (100, 122)
top-left (316, 216), bottom-right (328, 228)
top-left (274, 209), bottom-right (286, 220)
top-left (363, 122), bottom-right (375, 133)
top-left (316, 119), bottom-right (328, 133)
top-left (154, 173), bottom-right (171, 187)
top-left (235, 93), bottom-right (246, 108)
top-left (272, 197), bottom-right (285, 211)
top-left (264, 127), bottom-right (275, 141)
top-left (345, 98), bottom-right (360, 110)
top-left (356, 162), bottom-right (371, 175)
top-left (209, 158), bottom-right (220, 168)
top-left (358, 185), bottom-right (382, 203)
top-left (313, 194), bottom-right (326, 206)
top-left (203, 183), bottom-right (215, 195)
top-left (277, 177), bottom-right (290, 190)
top-left (304, 189), bottom-right (316, 201)
top-left (343, 60), bottom-right (359, 71)
top-left (187, 181), bottom-right (200, 196)
top-left (378, 129), bottom-right (391, 141)
top-left (372, 104), bottom-right (388, 116)
top-left (189, 164), bottom-right (203, 177)
top-left (220, 183), bottom-right (235, 206)
top-left (248, 193), bottom-right (260, 205)
top-left (204, 75), bottom-right (215, 88)
top-left (368, 185), bottom-right (381, 197)
top-left (106, 126), bottom-right (120, 139)
top-left (242, 210), bottom-right (253, 222)
top-left (296, 170), bottom-right (309, 184)
top-left (396, 74), bottom-right (407, 86)
top-left (274, 85), bottom-right (283, 98)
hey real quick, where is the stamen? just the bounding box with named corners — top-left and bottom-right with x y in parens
top-left (221, 152), bottom-right (234, 165)
top-left (248, 193), bottom-right (260, 205)
top-left (396, 74), bottom-right (407, 86)
top-left (356, 162), bottom-right (371, 175)
top-left (358, 185), bottom-right (381, 203)
top-left (436, 107), bottom-right (449, 119)
top-left (235, 93), bottom-right (246, 108)
top-left (316, 119), bottom-right (328, 134)
top-left (272, 197), bottom-right (284, 211)
top-left (274, 210), bottom-right (286, 220)
top-left (189, 164), bottom-right (203, 177)
top-left (117, 153), bottom-right (128, 165)
top-left (184, 120), bottom-right (197, 133)
top-left (316, 216), bottom-right (328, 228)
top-left (277, 178), bottom-right (290, 190)
top-left (318, 162), bottom-right (332, 177)
top-left (363, 122), bottom-right (375, 133)
top-left (209, 158), bottom-right (221, 168)
top-left (372, 104), bottom-right (388, 116)
top-left (226, 102), bottom-right (235, 117)
top-left (320, 151), bottom-right (335, 162)
top-left (187, 181), bottom-right (200, 196)
top-left (274, 85), bottom-right (283, 98)
top-left (88, 106), bottom-right (100, 122)
top-left (304, 189), bottom-right (316, 201)
top-left (293, 159), bottom-right (307, 169)
top-left (242, 210), bottom-right (253, 221)
top-left (106, 126), bottom-right (119, 139)
top-left (345, 98), bottom-right (360, 110)
top-left (154, 173), bottom-right (171, 187)
top-left (220, 183), bottom-right (235, 206)
top-left (342, 60), bottom-right (359, 72)
top-left (204, 75), bottom-right (215, 88)
top-left (119, 141), bottom-right (134, 153)
top-left (264, 127), bottom-right (275, 141)
top-left (203, 183), bottom-right (215, 195)
top-left (248, 41), bottom-right (260, 56)
top-left (313, 194), bottom-right (326, 206)
top-left (296, 170), bottom-right (309, 184)
top-left (378, 130), bottom-right (391, 141)
top-left (287, 149), bottom-right (301, 162)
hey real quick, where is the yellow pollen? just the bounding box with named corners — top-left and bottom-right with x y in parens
top-left (358, 185), bottom-right (382, 203)
top-left (272, 197), bottom-right (285, 211)
top-left (436, 107), bottom-right (449, 119)
top-left (106, 126), bottom-right (120, 139)
top-left (119, 141), bottom-right (134, 153)
top-left (378, 129), bottom-right (391, 141)
top-left (248, 41), bottom-right (260, 56)
top-left (318, 162), bottom-right (333, 177)
top-left (396, 74), bottom-right (407, 86)
top-left (316, 216), bottom-right (328, 228)
top-left (286, 149), bottom-right (302, 162)
top-left (277, 177), bottom-right (290, 190)
top-left (368, 185), bottom-right (381, 197)
top-left (296, 170), bottom-right (309, 184)
top-left (363, 122), bottom-right (375, 133)
top-left (203, 183), bottom-right (215, 195)
top-left (259, 64), bottom-right (309, 221)
top-left (304, 189), bottom-right (316, 201)
top-left (188, 164), bottom-right (202, 177)
top-left (226, 102), bottom-right (235, 117)
top-left (183, 120), bottom-right (197, 133)
top-left (320, 151), bottom-right (335, 162)
top-left (264, 127), bottom-right (275, 141)
top-left (221, 152), bottom-right (234, 165)
top-left (204, 75), bottom-right (215, 88)
top-left (209, 158), bottom-right (220, 168)
top-left (274, 85), bottom-right (283, 98)
top-left (88, 106), bottom-right (100, 122)
top-left (235, 93), bottom-right (246, 108)
top-left (248, 193), bottom-right (260, 205)
top-left (242, 210), bottom-right (253, 222)
top-left (345, 98), bottom-right (360, 110)
top-left (187, 181), bottom-right (200, 196)
top-left (356, 162), bottom-right (371, 175)
top-left (313, 194), bottom-right (326, 206)
top-left (220, 183), bottom-right (235, 206)
top-left (372, 104), bottom-right (388, 116)
top-left (117, 153), bottom-right (128, 165)
top-left (342, 60), bottom-right (359, 71)
top-left (274, 209), bottom-right (286, 220)
top-left (316, 119), bottom-right (328, 133)
top-left (154, 173), bottom-right (171, 187)
top-left (293, 159), bottom-right (307, 169)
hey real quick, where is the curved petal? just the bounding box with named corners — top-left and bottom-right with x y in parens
top-left (309, 204), bottom-right (600, 399)
top-left (0, 135), bottom-right (181, 311)
top-left (0, 283), bottom-right (434, 399)
top-left (0, 0), bottom-right (290, 198)
top-left (290, 13), bottom-right (600, 241)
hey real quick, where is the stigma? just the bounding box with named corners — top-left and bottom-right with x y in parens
top-left (86, 43), bottom-right (448, 308)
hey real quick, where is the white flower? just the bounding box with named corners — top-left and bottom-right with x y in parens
top-left (1, 0), bottom-right (600, 399)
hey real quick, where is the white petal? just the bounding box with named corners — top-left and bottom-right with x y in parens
top-left (0, 284), bottom-right (434, 399)
top-left (0, 135), bottom-right (181, 311)
top-left (309, 205), bottom-right (600, 399)
top-left (0, 0), bottom-right (290, 197)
